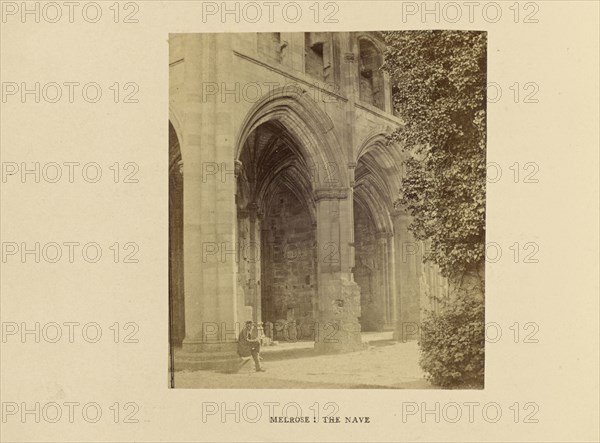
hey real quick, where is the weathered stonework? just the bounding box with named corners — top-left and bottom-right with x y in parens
top-left (354, 204), bottom-right (387, 331)
top-left (314, 276), bottom-right (364, 353)
top-left (168, 32), bottom-right (449, 369)
top-left (261, 188), bottom-right (317, 328)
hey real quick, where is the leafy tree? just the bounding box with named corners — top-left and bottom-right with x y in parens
top-left (382, 31), bottom-right (486, 293)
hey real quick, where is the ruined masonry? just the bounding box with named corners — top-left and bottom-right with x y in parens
top-left (168, 32), bottom-right (448, 369)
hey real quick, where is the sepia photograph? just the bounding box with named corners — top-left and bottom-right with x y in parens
top-left (1, 1), bottom-right (598, 441)
top-left (168, 30), bottom-right (487, 389)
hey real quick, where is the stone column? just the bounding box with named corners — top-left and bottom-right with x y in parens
top-left (247, 202), bottom-right (262, 323)
top-left (392, 210), bottom-right (423, 342)
top-left (382, 71), bottom-right (393, 114)
top-left (376, 231), bottom-right (397, 330)
top-left (376, 232), bottom-right (390, 330)
top-left (235, 203), bottom-right (251, 325)
top-left (177, 34), bottom-right (239, 370)
top-left (387, 233), bottom-right (398, 328)
top-left (260, 222), bottom-right (272, 323)
top-left (314, 187), bottom-right (363, 353)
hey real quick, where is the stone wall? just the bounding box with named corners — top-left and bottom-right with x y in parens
top-left (260, 187), bottom-right (317, 335)
top-left (353, 204), bottom-right (385, 331)
top-left (168, 32), bottom-right (450, 364)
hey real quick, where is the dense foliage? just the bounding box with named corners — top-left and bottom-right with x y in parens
top-left (419, 292), bottom-right (485, 388)
top-left (382, 31), bottom-right (487, 280)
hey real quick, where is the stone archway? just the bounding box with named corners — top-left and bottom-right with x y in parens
top-left (353, 131), bottom-right (402, 332)
top-left (235, 88), bottom-right (362, 352)
top-left (235, 85), bottom-right (348, 190)
top-left (236, 121), bottom-right (318, 342)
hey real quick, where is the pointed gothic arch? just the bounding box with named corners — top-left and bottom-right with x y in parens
top-left (235, 85), bottom-right (348, 190)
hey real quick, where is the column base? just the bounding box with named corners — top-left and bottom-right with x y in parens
top-left (174, 341), bottom-right (240, 372)
top-left (314, 275), bottom-right (365, 353)
top-left (313, 318), bottom-right (365, 354)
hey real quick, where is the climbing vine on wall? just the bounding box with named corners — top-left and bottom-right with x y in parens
top-left (382, 31), bottom-right (487, 282)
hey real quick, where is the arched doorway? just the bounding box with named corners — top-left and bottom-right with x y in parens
top-left (353, 134), bottom-right (400, 331)
top-left (231, 86), bottom-right (362, 353)
top-left (236, 120), bottom-right (318, 341)
top-left (169, 121), bottom-right (184, 347)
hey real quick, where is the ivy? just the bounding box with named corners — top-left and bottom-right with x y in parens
top-left (382, 31), bottom-right (487, 281)
top-left (419, 292), bottom-right (485, 388)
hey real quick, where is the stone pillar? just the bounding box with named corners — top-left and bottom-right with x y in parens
top-left (387, 233), bottom-right (398, 328)
top-left (235, 172), bottom-right (251, 326)
top-left (376, 231), bottom-right (397, 330)
top-left (247, 202), bottom-right (262, 323)
top-left (392, 211), bottom-right (423, 342)
top-left (314, 187), bottom-right (363, 353)
top-left (177, 34), bottom-right (239, 370)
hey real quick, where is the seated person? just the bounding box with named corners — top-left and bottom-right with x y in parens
top-left (237, 320), bottom-right (266, 372)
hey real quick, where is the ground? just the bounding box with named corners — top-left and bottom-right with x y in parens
top-left (174, 332), bottom-right (432, 389)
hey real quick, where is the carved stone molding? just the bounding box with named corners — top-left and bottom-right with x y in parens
top-left (314, 187), bottom-right (350, 201)
top-left (375, 231), bottom-right (393, 240)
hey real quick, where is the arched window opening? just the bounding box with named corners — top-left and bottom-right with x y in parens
top-left (358, 38), bottom-right (385, 110)
top-left (305, 32), bottom-right (331, 81)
